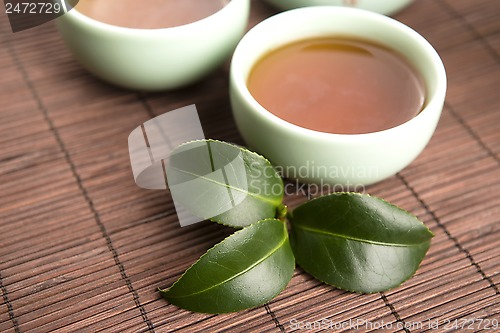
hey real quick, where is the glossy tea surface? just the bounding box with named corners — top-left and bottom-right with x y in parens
top-left (248, 37), bottom-right (425, 134)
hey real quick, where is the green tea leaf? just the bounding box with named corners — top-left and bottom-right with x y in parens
top-left (160, 219), bottom-right (295, 313)
top-left (166, 140), bottom-right (283, 227)
top-left (289, 193), bottom-right (433, 293)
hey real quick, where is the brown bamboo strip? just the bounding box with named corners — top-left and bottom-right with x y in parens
top-left (486, 33), bottom-right (500, 57)
top-left (396, 2), bottom-right (475, 52)
top-left (447, 68), bottom-right (500, 109)
top-left (21, 292), bottom-right (138, 332)
top-left (442, 0), bottom-right (500, 38)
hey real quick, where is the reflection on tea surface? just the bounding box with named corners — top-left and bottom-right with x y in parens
top-left (248, 37), bottom-right (425, 134)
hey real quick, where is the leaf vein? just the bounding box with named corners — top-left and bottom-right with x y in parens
top-left (170, 167), bottom-right (281, 206)
top-left (294, 223), bottom-right (426, 247)
top-left (166, 235), bottom-right (288, 299)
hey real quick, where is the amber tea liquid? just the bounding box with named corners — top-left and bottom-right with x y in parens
top-left (247, 37), bottom-right (426, 134)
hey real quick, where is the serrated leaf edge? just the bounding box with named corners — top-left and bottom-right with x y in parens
top-left (296, 239), bottom-right (431, 294)
top-left (291, 192), bottom-right (433, 293)
top-left (169, 139), bottom-right (284, 207)
top-left (174, 139), bottom-right (281, 180)
top-left (159, 218), bottom-right (289, 298)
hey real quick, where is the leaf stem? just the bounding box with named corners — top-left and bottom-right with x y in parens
top-left (276, 204), bottom-right (288, 222)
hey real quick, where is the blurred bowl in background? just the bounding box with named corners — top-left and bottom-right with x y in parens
top-left (264, 0), bottom-right (414, 16)
top-left (56, 0), bottom-right (250, 91)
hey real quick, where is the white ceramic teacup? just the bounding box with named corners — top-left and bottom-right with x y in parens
top-left (56, 0), bottom-right (250, 91)
top-left (230, 7), bottom-right (446, 186)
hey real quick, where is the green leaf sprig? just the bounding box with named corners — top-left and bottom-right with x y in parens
top-left (159, 140), bottom-right (433, 314)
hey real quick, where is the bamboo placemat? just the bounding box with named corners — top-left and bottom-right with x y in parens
top-left (1, 0), bottom-right (499, 332)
